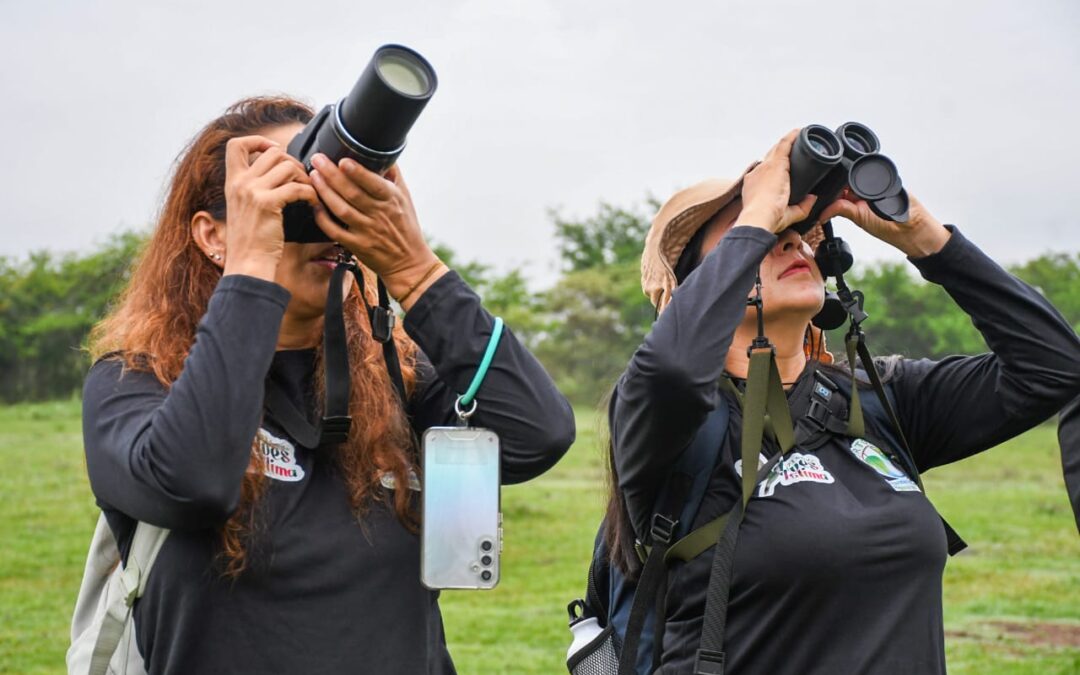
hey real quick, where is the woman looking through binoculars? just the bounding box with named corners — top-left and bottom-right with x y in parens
top-left (600, 129), bottom-right (1080, 673)
top-left (79, 96), bottom-right (575, 674)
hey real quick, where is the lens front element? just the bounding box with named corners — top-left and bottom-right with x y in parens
top-left (377, 51), bottom-right (432, 97)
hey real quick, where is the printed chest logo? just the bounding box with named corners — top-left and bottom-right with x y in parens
top-left (849, 439), bottom-right (921, 492)
top-left (758, 452), bottom-right (834, 498)
top-left (256, 428), bottom-right (306, 482)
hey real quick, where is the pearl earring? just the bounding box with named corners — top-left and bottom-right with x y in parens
top-left (211, 253), bottom-right (222, 261)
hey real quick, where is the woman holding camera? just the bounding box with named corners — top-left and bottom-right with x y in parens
top-left (605, 129), bottom-right (1080, 673)
top-left (81, 96), bottom-right (575, 674)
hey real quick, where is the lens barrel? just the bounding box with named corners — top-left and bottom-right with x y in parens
top-left (283, 44), bottom-right (438, 242)
top-left (788, 125), bottom-right (843, 206)
top-left (339, 45), bottom-right (437, 156)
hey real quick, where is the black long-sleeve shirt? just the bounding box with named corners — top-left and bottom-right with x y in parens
top-left (82, 271), bottom-right (575, 675)
top-left (1059, 397), bottom-right (1080, 534)
top-left (611, 226), bottom-right (1080, 674)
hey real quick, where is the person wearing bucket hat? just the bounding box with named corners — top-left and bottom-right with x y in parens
top-left (600, 128), bottom-right (1080, 673)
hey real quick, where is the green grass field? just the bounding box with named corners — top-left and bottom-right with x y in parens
top-left (1, 400), bottom-right (1078, 674)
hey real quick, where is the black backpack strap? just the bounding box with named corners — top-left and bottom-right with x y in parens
top-left (617, 474), bottom-right (691, 675)
top-left (845, 331), bottom-right (967, 556)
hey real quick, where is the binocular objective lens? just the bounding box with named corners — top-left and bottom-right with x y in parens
top-left (846, 136), bottom-right (867, 154)
top-left (481, 555), bottom-right (493, 566)
top-left (377, 52), bottom-right (431, 96)
top-left (809, 138), bottom-right (829, 154)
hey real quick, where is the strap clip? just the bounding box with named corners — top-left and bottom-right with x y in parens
top-left (693, 648), bottom-right (726, 674)
top-left (370, 306), bottom-right (395, 343)
top-left (319, 415), bottom-right (352, 445)
top-left (119, 562), bottom-right (142, 607)
top-left (650, 513), bottom-right (678, 547)
top-left (805, 398), bottom-right (830, 430)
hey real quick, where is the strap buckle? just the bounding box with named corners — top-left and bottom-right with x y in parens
top-left (805, 398), bottom-right (830, 430)
top-left (650, 513), bottom-right (678, 547)
top-left (119, 562), bottom-right (142, 607)
top-left (319, 415), bottom-right (352, 445)
top-left (370, 306), bottom-right (395, 343)
top-left (694, 648), bottom-right (726, 674)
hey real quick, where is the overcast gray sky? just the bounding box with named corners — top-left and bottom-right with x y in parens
top-left (2, 0), bottom-right (1077, 286)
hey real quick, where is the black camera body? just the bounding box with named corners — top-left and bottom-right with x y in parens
top-left (787, 122), bottom-right (909, 236)
top-left (283, 44), bottom-right (438, 243)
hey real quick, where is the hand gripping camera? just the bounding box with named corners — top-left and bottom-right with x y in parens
top-left (283, 44), bottom-right (438, 243)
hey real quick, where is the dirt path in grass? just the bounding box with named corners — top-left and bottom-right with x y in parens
top-left (948, 621), bottom-right (1080, 648)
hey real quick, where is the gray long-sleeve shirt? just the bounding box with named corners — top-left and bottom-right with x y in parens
top-left (611, 225), bottom-right (1080, 674)
top-left (82, 270), bottom-right (575, 675)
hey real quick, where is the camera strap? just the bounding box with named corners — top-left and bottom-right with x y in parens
top-left (320, 259), bottom-right (408, 446)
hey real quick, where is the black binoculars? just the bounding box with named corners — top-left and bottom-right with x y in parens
top-left (781, 122), bottom-right (907, 331)
top-left (787, 122), bottom-right (908, 236)
top-left (283, 44), bottom-right (438, 243)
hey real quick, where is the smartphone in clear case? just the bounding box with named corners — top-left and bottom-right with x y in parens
top-left (420, 427), bottom-right (501, 590)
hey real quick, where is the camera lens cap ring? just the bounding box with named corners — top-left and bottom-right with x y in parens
top-left (869, 189), bottom-right (910, 223)
top-left (848, 154), bottom-right (903, 201)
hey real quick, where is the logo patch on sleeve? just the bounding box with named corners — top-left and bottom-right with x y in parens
top-left (758, 453), bottom-right (834, 497)
top-left (256, 429), bottom-right (306, 482)
top-left (849, 439), bottom-right (920, 492)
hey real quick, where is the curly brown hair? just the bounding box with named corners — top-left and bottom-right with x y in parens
top-left (89, 96), bottom-right (419, 577)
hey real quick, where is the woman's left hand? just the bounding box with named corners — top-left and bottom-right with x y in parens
top-left (309, 154), bottom-right (447, 308)
top-left (817, 189), bottom-right (952, 258)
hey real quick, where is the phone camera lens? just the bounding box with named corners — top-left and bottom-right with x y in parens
top-left (480, 570), bottom-right (492, 582)
top-left (480, 540), bottom-right (493, 552)
top-left (481, 555), bottom-right (493, 566)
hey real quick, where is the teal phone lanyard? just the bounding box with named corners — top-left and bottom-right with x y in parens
top-left (455, 317), bottom-right (504, 421)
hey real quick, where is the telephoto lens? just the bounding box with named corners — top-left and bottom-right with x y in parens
top-left (283, 44), bottom-right (438, 243)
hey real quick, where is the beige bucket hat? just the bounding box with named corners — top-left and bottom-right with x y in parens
top-left (642, 163), bottom-right (826, 313)
top-left (641, 165), bottom-right (831, 361)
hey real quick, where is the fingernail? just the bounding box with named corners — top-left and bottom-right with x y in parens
top-left (311, 170), bottom-right (322, 182)
top-left (311, 154), bottom-right (327, 169)
top-left (340, 158), bottom-right (358, 173)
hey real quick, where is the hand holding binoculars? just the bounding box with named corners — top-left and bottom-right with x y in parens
top-left (283, 44), bottom-right (438, 244)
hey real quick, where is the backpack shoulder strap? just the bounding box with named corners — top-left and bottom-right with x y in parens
top-left (670, 401), bottom-right (731, 535)
top-left (613, 399), bottom-right (733, 675)
top-left (87, 520), bottom-right (169, 675)
top-left (640, 401), bottom-right (728, 564)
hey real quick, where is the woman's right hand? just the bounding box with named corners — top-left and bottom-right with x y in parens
top-left (738, 129), bottom-right (818, 234)
top-left (222, 136), bottom-right (318, 281)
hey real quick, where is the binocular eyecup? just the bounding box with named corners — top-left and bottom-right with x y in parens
top-left (787, 122), bottom-right (909, 235)
top-left (283, 44), bottom-right (438, 243)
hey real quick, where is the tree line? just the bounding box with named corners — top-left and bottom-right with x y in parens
top-left (2, 206), bottom-right (1077, 405)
